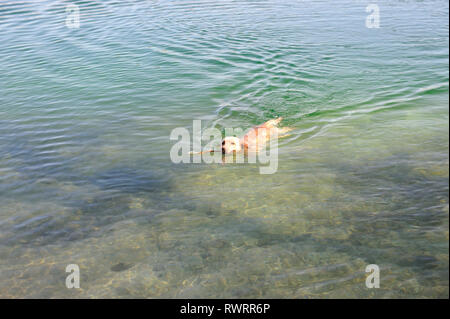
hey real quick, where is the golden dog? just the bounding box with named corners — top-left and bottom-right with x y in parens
top-left (221, 117), bottom-right (291, 154)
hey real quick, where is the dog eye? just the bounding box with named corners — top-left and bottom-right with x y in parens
top-left (231, 142), bottom-right (235, 145)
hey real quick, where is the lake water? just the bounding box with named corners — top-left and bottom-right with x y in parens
top-left (0, 0), bottom-right (448, 298)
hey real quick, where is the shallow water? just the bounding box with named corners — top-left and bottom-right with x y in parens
top-left (0, 0), bottom-right (448, 298)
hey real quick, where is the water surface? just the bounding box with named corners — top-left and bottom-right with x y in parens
top-left (0, 0), bottom-right (448, 298)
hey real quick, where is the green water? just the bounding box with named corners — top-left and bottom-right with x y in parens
top-left (0, 0), bottom-right (448, 298)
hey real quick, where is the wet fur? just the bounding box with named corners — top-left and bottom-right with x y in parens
top-left (222, 117), bottom-right (292, 154)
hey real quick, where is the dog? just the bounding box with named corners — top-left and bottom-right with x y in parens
top-left (221, 117), bottom-right (292, 154)
top-left (189, 117), bottom-right (292, 156)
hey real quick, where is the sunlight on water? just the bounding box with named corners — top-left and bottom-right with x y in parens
top-left (0, 0), bottom-right (448, 298)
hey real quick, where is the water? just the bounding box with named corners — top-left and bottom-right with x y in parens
top-left (0, 0), bottom-right (448, 298)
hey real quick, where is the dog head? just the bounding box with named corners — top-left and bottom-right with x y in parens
top-left (221, 136), bottom-right (242, 154)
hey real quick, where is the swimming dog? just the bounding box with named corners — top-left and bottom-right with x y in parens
top-left (190, 117), bottom-right (291, 155)
top-left (221, 117), bottom-right (291, 154)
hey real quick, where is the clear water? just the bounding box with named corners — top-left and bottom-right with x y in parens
top-left (0, 0), bottom-right (448, 298)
